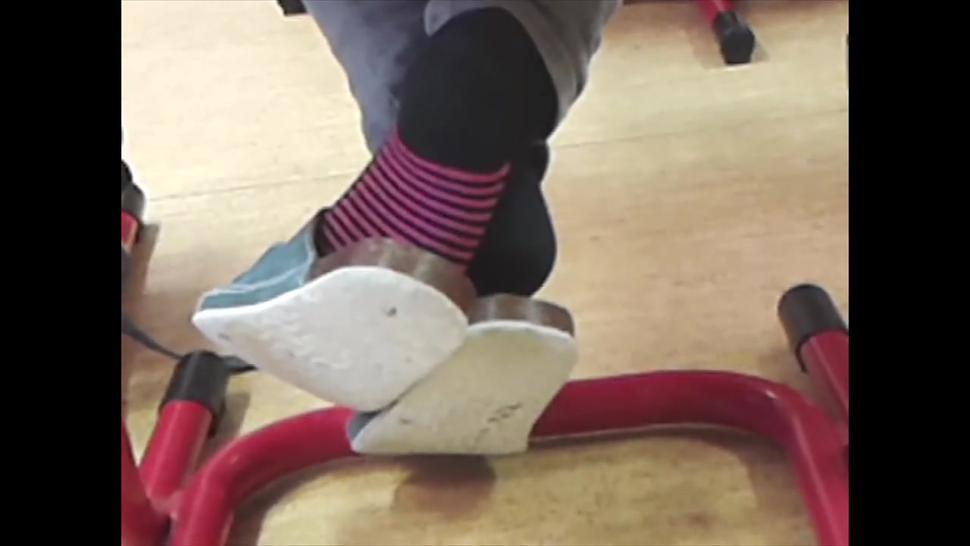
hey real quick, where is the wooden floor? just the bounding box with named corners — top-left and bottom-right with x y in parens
top-left (122, 1), bottom-right (848, 544)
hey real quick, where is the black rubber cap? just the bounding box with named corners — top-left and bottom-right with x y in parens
top-left (121, 164), bottom-right (145, 222)
top-left (122, 246), bottom-right (131, 290)
top-left (778, 284), bottom-right (848, 368)
top-left (276, 0), bottom-right (306, 16)
top-left (713, 11), bottom-right (756, 65)
top-left (122, 159), bottom-right (133, 191)
top-left (160, 351), bottom-right (232, 419)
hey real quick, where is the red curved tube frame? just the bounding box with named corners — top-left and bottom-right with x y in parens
top-left (140, 402), bottom-right (214, 514)
top-left (122, 419), bottom-right (167, 546)
top-left (122, 211), bottom-right (139, 253)
top-left (121, 401), bottom-right (217, 546)
top-left (697, 0), bottom-right (737, 26)
top-left (123, 212), bottom-right (162, 544)
top-left (162, 371), bottom-right (847, 546)
top-left (800, 331), bottom-right (849, 425)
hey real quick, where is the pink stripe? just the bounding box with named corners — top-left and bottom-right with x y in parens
top-left (342, 196), bottom-right (413, 249)
top-left (390, 153), bottom-right (505, 199)
top-left (339, 192), bottom-right (394, 242)
top-left (369, 171), bottom-right (486, 237)
top-left (358, 174), bottom-right (480, 248)
top-left (323, 216), bottom-right (352, 246)
top-left (329, 204), bottom-right (368, 241)
top-left (379, 151), bottom-right (500, 211)
top-left (375, 154), bottom-right (494, 223)
top-left (370, 158), bottom-right (490, 232)
top-left (353, 192), bottom-right (472, 262)
top-left (390, 129), bottom-right (510, 183)
top-left (386, 143), bottom-right (505, 197)
top-left (323, 225), bottom-right (344, 248)
top-left (324, 206), bottom-right (358, 243)
top-left (353, 181), bottom-right (473, 260)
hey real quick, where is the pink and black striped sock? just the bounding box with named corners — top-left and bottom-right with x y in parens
top-left (319, 129), bottom-right (510, 267)
top-left (317, 9), bottom-right (558, 269)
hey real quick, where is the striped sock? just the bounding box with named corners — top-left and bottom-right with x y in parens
top-left (320, 129), bottom-right (510, 267)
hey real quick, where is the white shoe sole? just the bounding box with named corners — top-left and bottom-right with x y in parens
top-left (350, 295), bottom-right (576, 455)
top-left (193, 240), bottom-right (475, 412)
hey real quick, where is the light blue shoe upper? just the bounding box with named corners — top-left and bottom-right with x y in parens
top-left (197, 224), bottom-right (317, 311)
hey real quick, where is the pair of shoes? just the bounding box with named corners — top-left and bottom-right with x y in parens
top-left (346, 292), bottom-right (576, 455)
top-left (192, 152), bottom-right (573, 455)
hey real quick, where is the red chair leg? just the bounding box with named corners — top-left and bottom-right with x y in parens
top-left (696, 0), bottom-right (756, 64)
top-left (122, 418), bottom-right (167, 546)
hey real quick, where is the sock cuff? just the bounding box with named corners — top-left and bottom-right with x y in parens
top-left (389, 129), bottom-right (510, 183)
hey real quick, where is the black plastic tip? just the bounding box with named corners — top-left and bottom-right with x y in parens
top-left (276, 0), bottom-right (306, 16)
top-left (713, 11), bottom-right (756, 65)
top-left (122, 245), bottom-right (132, 289)
top-left (122, 161), bottom-right (145, 222)
top-left (778, 284), bottom-right (848, 368)
top-left (160, 351), bottom-right (232, 422)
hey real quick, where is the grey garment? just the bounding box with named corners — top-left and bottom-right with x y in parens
top-left (304, 0), bottom-right (620, 154)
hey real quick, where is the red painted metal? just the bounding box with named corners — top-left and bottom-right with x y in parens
top-left (120, 206), bottom-right (847, 546)
top-left (140, 402), bottom-right (214, 515)
top-left (164, 372), bottom-right (848, 546)
top-left (122, 418), bottom-right (167, 546)
top-left (800, 331), bottom-right (849, 424)
top-left (170, 408), bottom-right (358, 546)
top-left (531, 372), bottom-right (848, 546)
top-left (697, 0), bottom-right (736, 25)
top-left (122, 211), bottom-right (139, 252)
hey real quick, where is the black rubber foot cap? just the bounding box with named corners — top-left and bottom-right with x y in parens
top-left (778, 284), bottom-right (848, 362)
top-left (122, 247), bottom-right (132, 289)
top-left (121, 175), bottom-right (145, 221)
top-left (713, 12), bottom-right (756, 65)
top-left (277, 0), bottom-right (306, 16)
top-left (160, 351), bottom-right (232, 420)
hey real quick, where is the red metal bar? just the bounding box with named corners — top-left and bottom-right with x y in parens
top-left (531, 372), bottom-right (848, 546)
top-left (122, 211), bottom-right (139, 252)
top-left (122, 191), bottom-right (159, 545)
top-left (140, 401), bottom-right (214, 515)
top-left (122, 418), bottom-right (168, 546)
top-left (799, 331), bottom-right (849, 424)
top-left (169, 372), bottom-right (847, 546)
top-left (171, 407), bottom-right (358, 546)
top-left (695, 0), bottom-right (755, 65)
top-left (697, 0), bottom-right (735, 25)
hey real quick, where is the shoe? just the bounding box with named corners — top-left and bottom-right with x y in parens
top-left (348, 294), bottom-right (577, 455)
top-left (192, 210), bottom-right (476, 411)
